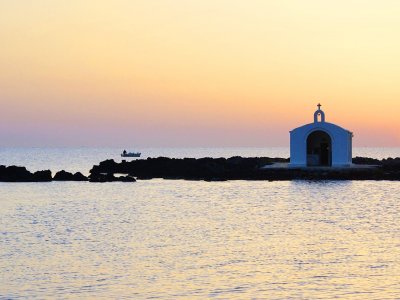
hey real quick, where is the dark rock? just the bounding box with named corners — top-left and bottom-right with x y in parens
top-left (118, 175), bottom-right (136, 182)
top-left (33, 170), bottom-right (52, 182)
top-left (88, 156), bottom-right (400, 181)
top-left (89, 173), bottom-right (118, 182)
top-left (53, 170), bottom-right (87, 181)
top-left (88, 173), bottom-right (106, 183)
top-left (53, 170), bottom-right (75, 181)
top-left (382, 157), bottom-right (400, 171)
top-left (2, 155), bottom-right (400, 182)
top-left (352, 157), bottom-right (381, 165)
top-left (0, 165), bottom-right (34, 182)
top-left (72, 172), bottom-right (88, 181)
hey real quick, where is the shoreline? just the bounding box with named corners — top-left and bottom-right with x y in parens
top-left (1, 156), bottom-right (400, 182)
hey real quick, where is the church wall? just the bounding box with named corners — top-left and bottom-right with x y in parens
top-left (289, 122), bottom-right (352, 167)
top-left (289, 129), bottom-right (307, 167)
top-left (330, 128), bottom-right (351, 167)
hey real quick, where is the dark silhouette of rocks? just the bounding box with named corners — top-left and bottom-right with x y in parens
top-left (118, 175), bottom-right (136, 182)
top-left (1, 156), bottom-right (399, 182)
top-left (73, 172), bottom-right (88, 181)
top-left (53, 170), bottom-right (88, 181)
top-left (89, 173), bottom-right (117, 182)
top-left (0, 165), bottom-right (28, 182)
top-left (0, 166), bottom-right (87, 182)
top-left (0, 165), bottom-right (52, 182)
top-left (381, 157), bottom-right (400, 171)
top-left (88, 172), bottom-right (136, 182)
top-left (352, 156), bottom-right (381, 165)
top-left (33, 170), bottom-right (52, 182)
top-left (352, 157), bottom-right (400, 170)
top-left (89, 157), bottom-right (280, 181)
top-left (89, 156), bottom-right (400, 181)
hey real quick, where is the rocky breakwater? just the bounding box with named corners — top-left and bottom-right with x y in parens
top-left (88, 156), bottom-right (283, 182)
top-left (0, 165), bottom-right (52, 182)
top-left (2, 156), bottom-right (399, 182)
top-left (89, 156), bottom-right (288, 181)
top-left (89, 156), bottom-right (400, 181)
top-left (0, 166), bottom-right (88, 182)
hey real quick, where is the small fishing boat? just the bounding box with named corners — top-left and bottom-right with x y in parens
top-left (121, 150), bottom-right (141, 157)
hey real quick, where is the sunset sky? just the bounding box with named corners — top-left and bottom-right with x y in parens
top-left (1, 1), bottom-right (399, 147)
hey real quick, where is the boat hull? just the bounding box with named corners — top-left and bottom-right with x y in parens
top-left (121, 153), bottom-right (141, 158)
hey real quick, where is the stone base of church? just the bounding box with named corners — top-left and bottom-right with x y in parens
top-left (288, 163), bottom-right (306, 168)
top-left (332, 163), bottom-right (352, 168)
top-left (282, 163), bottom-right (375, 170)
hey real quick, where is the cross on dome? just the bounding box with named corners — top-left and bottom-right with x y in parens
top-left (314, 103), bottom-right (325, 123)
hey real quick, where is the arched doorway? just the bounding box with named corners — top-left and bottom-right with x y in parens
top-left (306, 130), bottom-right (332, 166)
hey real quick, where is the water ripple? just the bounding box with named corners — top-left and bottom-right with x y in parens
top-left (1, 180), bottom-right (400, 299)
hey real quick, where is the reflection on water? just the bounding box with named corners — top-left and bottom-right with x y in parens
top-left (1, 180), bottom-right (400, 299)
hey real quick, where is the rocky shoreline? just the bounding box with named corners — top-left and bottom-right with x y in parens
top-left (0, 165), bottom-right (87, 182)
top-left (1, 156), bottom-right (400, 182)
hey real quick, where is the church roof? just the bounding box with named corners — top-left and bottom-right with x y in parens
top-left (291, 121), bottom-right (352, 134)
top-left (290, 104), bottom-right (352, 134)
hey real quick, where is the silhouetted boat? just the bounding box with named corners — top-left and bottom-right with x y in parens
top-left (121, 151), bottom-right (141, 157)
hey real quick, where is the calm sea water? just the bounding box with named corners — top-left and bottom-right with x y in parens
top-left (1, 148), bottom-right (400, 299)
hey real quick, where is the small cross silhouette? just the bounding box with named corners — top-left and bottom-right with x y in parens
top-left (317, 103), bottom-right (322, 110)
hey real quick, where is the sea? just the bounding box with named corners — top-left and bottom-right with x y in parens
top-left (1, 147), bottom-right (400, 299)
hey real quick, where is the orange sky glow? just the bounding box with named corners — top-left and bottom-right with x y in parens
top-left (0, 1), bottom-right (399, 147)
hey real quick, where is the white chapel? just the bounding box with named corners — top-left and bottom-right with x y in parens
top-left (289, 104), bottom-right (353, 168)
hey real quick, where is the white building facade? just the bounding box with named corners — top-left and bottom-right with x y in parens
top-left (289, 104), bottom-right (353, 168)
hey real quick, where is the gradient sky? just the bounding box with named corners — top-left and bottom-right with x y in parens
top-left (1, 1), bottom-right (399, 147)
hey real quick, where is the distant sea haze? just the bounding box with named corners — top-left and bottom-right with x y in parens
top-left (0, 147), bottom-right (399, 175)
